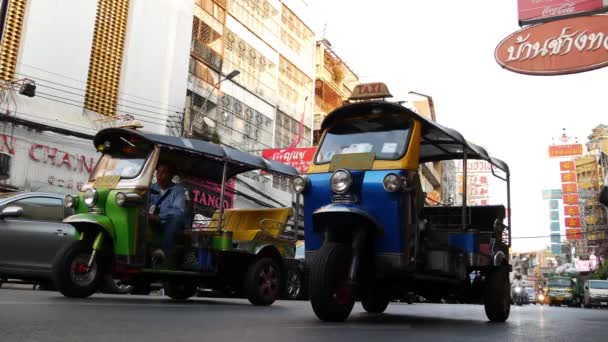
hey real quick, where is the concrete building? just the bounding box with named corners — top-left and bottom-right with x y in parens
top-left (0, 0), bottom-right (192, 194)
top-left (313, 39), bottom-right (358, 145)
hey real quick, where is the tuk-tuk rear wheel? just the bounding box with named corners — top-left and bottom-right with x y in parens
top-left (361, 289), bottom-right (390, 314)
top-left (483, 266), bottom-right (510, 322)
top-left (310, 243), bottom-right (354, 322)
top-left (244, 257), bottom-right (281, 306)
top-left (52, 240), bottom-right (103, 298)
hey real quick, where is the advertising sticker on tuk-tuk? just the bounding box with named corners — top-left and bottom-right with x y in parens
top-left (93, 175), bottom-right (121, 189)
top-left (329, 152), bottom-right (375, 171)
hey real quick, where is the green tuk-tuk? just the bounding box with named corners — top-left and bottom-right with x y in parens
top-left (53, 127), bottom-right (299, 305)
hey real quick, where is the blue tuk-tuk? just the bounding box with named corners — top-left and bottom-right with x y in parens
top-left (291, 83), bottom-right (512, 322)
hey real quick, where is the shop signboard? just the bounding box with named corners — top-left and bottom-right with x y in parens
top-left (560, 160), bottom-right (575, 171)
top-left (548, 144), bottom-right (583, 157)
top-left (563, 193), bottom-right (579, 205)
top-left (560, 172), bottom-right (577, 183)
top-left (261, 147), bottom-right (317, 174)
top-left (561, 182), bottom-right (578, 193)
top-left (550, 210), bottom-right (560, 221)
top-left (542, 188), bottom-right (562, 199)
top-left (564, 205), bottom-right (580, 216)
top-left (551, 233), bottom-right (562, 243)
top-left (517, 0), bottom-right (608, 25)
top-left (496, 15), bottom-right (608, 75)
top-left (551, 244), bottom-right (562, 254)
top-left (549, 199), bottom-right (559, 209)
top-left (565, 216), bottom-right (582, 227)
top-left (550, 221), bottom-right (561, 231)
top-left (566, 228), bottom-right (583, 240)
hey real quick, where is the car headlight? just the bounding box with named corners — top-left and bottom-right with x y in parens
top-left (115, 192), bottom-right (126, 207)
top-left (83, 188), bottom-right (98, 208)
top-left (64, 195), bottom-right (77, 208)
top-left (330, 169), bottom-right (352, 194)
top-left (538, 294), bottom-right (545, 301)
top-left (383, 173), bottom-right (402, 192)
top-left (292, 175), bottom-right (308, 194)
top-left (515, 287), bottom-right (522, 293)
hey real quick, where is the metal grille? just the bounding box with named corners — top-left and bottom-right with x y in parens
top-left (84, 0), bottom-right (130, 117)
top-left (0, 0), bottom-right (27, 81)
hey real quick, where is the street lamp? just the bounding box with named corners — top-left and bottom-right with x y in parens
top-left (189, 70), bottom-right (240, 136)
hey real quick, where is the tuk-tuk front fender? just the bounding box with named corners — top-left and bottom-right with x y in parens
top-left (312, 203), bottom-right (383, 235)
top-left (64, 213), bottom-right (115, 240)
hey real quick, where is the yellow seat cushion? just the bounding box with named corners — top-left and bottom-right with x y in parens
top-left (207, 207), bottom-right (294, 241)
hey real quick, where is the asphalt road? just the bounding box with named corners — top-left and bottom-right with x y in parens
top-left (0, 286), bottom-right (606, 342)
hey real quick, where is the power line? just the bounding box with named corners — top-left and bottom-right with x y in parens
top-left (17, 63), bottom-right (183, 111)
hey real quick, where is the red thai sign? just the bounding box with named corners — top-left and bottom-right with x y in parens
top-left (563, 193), bottom-right (579, 205)
top-left (561, 182), bottom-right (578, 193)
top-left (566, 228), bottom-right (583, 240)
top-left (564, 205), bottom-right (580, 216)
top-left (565, 216), bottom-right (582, 227)
top-left (518, 0), bottom-right (607, 24)
top-left (262, 147), bottom-right (317, 174)
top-left (496, 15), bottom-right (608, 75)
top-left (548, 144), bottom-right (583, 157)
top-left (560, 160), bottom-right (575, 171)
top-left (560, 172), bottom-right (577, 182)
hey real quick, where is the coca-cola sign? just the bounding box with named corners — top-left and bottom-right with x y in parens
top-left (495, 15), bottom-right (608, 75)
top-left (518, 0), bottom-right (608, 24)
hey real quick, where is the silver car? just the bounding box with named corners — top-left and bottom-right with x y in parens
top-left (0, 192), bottom-right (75, 288)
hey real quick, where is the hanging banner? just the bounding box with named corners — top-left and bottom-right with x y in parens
top-left (560, 161), bottom-right (575, 171)
top-left (550, 211), bottom-right (560, 221)
top-left (563, 193), bottom-right (579, 205)
top-left (551, 243), bottom-right (562, 254)
top-left (565, 216), bottom-right (582, 227)
top-left (550, 221), bottom-right (561, 231)
top-left (261, 147), bottom-right (317, 174)
top-left (566, 228), bottom-right (583, 240)
top-left (549, 199), bottom-right (559, 209)
top-left (564, 205), bottom-right (580, 216)
top-left (560, 172), bottom-right (577, 183)
top-left (551, 233), bottom-right (561, 243)
top-left (561, 183), bottom-right (578, 193)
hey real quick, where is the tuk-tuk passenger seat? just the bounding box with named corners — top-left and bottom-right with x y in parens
top-left (206, 208), bottom-right (294, 241)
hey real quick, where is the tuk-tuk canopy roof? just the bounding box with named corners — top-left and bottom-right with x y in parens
top-left (321, 101), bottom-right (509, 175)
top-left (93, 128), bottom-right (299, 182)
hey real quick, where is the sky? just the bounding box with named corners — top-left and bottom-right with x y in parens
top-left (307, 0), bottom-right (607, 252)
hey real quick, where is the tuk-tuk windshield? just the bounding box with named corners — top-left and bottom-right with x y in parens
top-left (549, 278), bottom-right (571, 288)
top-left (90, 151), bottom-right (150, 180)
top-left (316, 113), bottom-right (411, 164)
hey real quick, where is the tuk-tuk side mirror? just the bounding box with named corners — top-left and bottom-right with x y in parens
top-left (599, 186), bottom-right (608, 207)
top-left (0, 206), bottom-right (24, 219)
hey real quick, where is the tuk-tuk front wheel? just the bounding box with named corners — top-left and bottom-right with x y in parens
top-left (310, 243), bottom-right (354, 322)
top-left (52, 240), bottom-right (103, 298)
top-left (483, 266), bottom-right (510, 322)
top-left (244, 257), bottom-right (281, 306)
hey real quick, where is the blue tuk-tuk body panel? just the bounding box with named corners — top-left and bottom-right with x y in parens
top-left (303, 169), bottom-right (408, 254)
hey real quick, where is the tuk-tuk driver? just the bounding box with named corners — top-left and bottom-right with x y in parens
top-left (149, 163), bottom-right (186, 263)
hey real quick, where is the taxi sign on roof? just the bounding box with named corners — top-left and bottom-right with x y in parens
top-left (349, 82), bottom-right (392, 101)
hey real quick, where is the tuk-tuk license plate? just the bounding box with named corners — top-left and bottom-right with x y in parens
top-left (601, 301), bottom-right (607, 305)
top-left (556, 297), bottom-right (564, 300)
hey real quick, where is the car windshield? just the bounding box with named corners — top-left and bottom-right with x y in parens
top-left (549, 278), bottom-right (571, 287)
top-left (590, 280), bottom-right (608, 289)
top-left (90, 151), bottom-right (150, 180)
top-left (315, 113), bottom-right (411, 164)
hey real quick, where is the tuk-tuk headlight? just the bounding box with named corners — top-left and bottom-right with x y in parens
top-left (292, 175), bottom-right (309, 194)
top-left (64, 195), bottom-right (78, 208)
top-left (115, 192), bottom-right (127, 207)
top-left (383, 173), bottom-right (402, 192)
top-left (83, 189), bottom-right (98, 208)
top-left (330, 169), bottom-right (352, 194)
